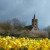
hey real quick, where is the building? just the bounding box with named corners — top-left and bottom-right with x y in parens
top-left (30, 14), bottom-right (48, 38)
top-left (25, 14), bottom-right (48, 38)
top-left (32, 14), bottom-right (39, 30)
top-left (25, 14), bottom-right (39, 30)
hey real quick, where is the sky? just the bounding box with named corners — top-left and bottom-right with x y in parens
top-left (0, 0), bottom-right (50, 30)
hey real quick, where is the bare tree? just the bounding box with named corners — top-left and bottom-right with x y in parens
top-left (12, 18), bottom-right (21, 28)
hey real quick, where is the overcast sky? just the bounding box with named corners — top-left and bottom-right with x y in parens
top-left (0, 0), bottom-right (50, 29)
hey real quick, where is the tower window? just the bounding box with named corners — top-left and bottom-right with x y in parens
top-left (35, 20), bottom-right (37, 22)
top-left (35, 24), bottom-right (36, 25)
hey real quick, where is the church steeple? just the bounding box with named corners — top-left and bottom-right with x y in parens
top-left (34, 14), bottom-right (35, 19)
top-left (32, 14), bottom-right (38, 30)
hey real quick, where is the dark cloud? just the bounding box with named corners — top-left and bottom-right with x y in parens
top-left (0, 0), bottom-right (50, 29)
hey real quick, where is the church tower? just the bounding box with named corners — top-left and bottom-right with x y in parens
top-left (32, 14), bottom-right (38, 30)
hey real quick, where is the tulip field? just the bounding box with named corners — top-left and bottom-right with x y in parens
top-left (0, 36), bottom-right (50, 50)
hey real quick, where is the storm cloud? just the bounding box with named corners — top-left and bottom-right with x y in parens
top-left (0, 0), bottom-right (50, 29)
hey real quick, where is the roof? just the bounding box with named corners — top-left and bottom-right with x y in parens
top-left (24, 25), bottom-right (33, 30)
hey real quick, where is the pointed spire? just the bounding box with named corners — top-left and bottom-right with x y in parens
top-left (34, 14), bottom-right (35, 19)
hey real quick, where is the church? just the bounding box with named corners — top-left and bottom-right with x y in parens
top-left (30, 14), bottom-right (48, 38)
top-left (25, 14), bottom-right (39, 30)
top-left (25, 14), bottom-right (47, 38)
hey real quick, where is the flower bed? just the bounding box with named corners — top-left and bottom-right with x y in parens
top-left (0, 36), bottom-right (50, 50)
